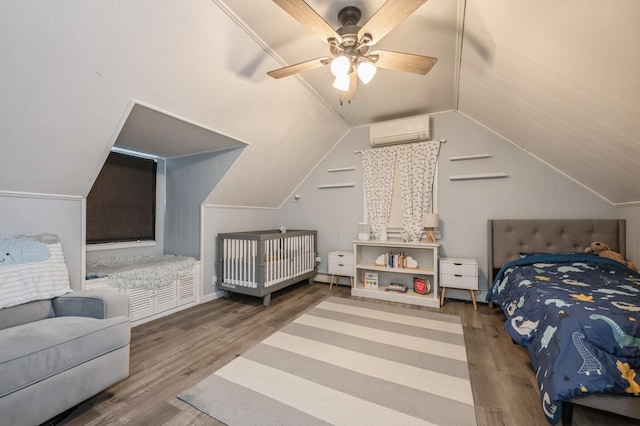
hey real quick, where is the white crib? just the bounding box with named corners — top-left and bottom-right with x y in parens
top-left (216, 229), bottom-right (317, 306)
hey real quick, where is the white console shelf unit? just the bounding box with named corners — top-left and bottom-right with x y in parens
top-left (352, 240), bottom-right (440, 308)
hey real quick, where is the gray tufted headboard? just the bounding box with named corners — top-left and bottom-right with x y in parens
top-left (487, 219), bottom-right (626, 284)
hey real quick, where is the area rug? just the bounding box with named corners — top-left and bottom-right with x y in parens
top-left (178, 297), bottom-right (476, 425)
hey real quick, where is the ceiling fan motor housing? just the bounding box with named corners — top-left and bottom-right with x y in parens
top-left (334, 6), bottom-right (372, 60)
top-left (338, 6), bottom-right (361, 27)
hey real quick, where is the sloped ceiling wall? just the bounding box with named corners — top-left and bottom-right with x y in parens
top-left (458, 0), bottom-right (640, 205)
top-left (2, 0), bottom-right (639, 208)
top-left (0, 0), bottom-right (349, 207)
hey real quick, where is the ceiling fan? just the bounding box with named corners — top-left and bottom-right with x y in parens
top-left (267, 0), bottom-right (437, 105)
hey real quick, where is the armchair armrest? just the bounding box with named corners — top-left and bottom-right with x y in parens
top-left (52, 290), bottom-right (129, 319)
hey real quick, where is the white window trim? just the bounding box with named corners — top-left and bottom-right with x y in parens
top-left (86, 240), bottom-right (157, 252)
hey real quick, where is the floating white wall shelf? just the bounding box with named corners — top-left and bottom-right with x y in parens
top-left (317, 183), bottom-right (356, 189)
top-left (449, 172), bottom-right (508, 181)
top-left (449, 154), bottom-right (492, 161)
top-left (327, 167), bottom-right (356, 172)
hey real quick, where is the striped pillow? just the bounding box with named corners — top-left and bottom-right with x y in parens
top-left (0, 242), bottom-right (71, 309)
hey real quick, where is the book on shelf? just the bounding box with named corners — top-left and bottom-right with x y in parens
top-left (374, 252), bottom-right (418, 269)
top-left (385, 283), bottom-right (408, 293)
top-left (363, 271), bottom-right (378, 288)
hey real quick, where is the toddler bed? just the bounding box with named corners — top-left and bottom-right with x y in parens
top-left (487, 219), bottom-right (640, 425)
top-left (216, 229), bottom-right (317, 306)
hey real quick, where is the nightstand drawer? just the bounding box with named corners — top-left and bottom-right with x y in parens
top-left (328, 251), bottom-right (354, 277)
top-left (329, 251), bottom-right (353, 266)
top-left (441, 273), bottom-right (478, 290)
top-left (440, 261), bottom-right (476, 277)
top-left (329, 263), bottom-right (354, 276)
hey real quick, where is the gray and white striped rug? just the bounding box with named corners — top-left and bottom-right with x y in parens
top-left (178, 297), bottom-right (476, 425)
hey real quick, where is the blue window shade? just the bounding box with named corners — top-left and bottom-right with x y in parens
top-left (86, 152), bottom-right (157, 244)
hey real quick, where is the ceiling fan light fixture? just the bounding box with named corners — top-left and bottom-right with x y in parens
top-left (357, 61), bottom-right (377, 84)
top-left (330, 55), bottom-right (350, 77)
top-left (333, 74), bottom-right (350, 91)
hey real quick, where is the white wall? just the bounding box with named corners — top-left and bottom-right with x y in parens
top-left (278, 129), bottom-right (368, 283)
top-left (619, 205), bottom-right (640, 265)
top-left (165, 148), bottom-right (243, 258)
top-left (3, 110), bottom-right (632, 302)
top-left (436, 112), bottom-right (620, 296)
top-left (278, 111), bottom-right (621, 300)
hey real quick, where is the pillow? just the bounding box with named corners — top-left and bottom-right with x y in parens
top-left (0, 242), bottom-right (71, 310)
top-left (519, 252), bottom-right (588, 258)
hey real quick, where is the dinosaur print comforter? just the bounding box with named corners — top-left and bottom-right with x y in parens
top-left (487, 253), bottom-right (640, 424)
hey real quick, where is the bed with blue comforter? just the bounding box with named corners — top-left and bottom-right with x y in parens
top-left (488, 253), bottom-right (640, 424)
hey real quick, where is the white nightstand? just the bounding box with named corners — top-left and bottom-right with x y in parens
top-left (328, 250), bottom-right (354, 290)
top-left (440, 258), bottom-right (479, 310)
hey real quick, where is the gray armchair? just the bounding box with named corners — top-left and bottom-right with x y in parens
top-left (0, 290), bottom-right (131, 426)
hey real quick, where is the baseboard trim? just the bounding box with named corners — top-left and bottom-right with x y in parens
top-left (199, 291), bottom-right (224, 304)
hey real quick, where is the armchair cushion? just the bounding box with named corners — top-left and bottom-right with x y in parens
top-left (0, 315), bottom-right (130, 398)
top-left (0, 300), bottom-right (54, 331)
top-left (53, 290), bottom-right (129, 319)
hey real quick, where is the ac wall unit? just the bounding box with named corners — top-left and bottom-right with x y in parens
top-left (369, 114), bottom-right (430, 147)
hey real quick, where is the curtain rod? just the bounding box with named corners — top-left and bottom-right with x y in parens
top-left (353, 139), bottom-right (447, 154)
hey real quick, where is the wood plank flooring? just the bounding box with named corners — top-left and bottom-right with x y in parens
top-left (52, 282), bottom-right (638, 426)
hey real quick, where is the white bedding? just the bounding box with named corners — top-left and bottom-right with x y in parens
top-left (86, 255), bottom-right (196, 290)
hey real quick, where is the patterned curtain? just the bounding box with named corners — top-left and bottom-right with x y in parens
top-left (398, 141), bottom-right (441, 241)
top-left (361, 146), bottom-right (397, 239)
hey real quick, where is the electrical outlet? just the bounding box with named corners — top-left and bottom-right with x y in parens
top-left (315, 256), bottom-right (321, 263)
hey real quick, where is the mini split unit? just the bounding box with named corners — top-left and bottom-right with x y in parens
top-left (369, 114), bottom-right (430, 147)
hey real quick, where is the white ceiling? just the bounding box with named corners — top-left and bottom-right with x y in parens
top-left (217, 0), bottom-right (464, 126)
top-left (0, 0), bottom-right (638, 207)
top-left (0, 0), bottom-right (350, 207)
top-left (458, 0), bottom-right (640, 205)
top-left (115, 103), bottom-right (246, 159)
top-left (218, 0), bottom-right (640, 205)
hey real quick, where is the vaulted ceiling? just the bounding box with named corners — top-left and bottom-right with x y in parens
top-left (219, 0), bottom-right (640, 206)
top-left (458, 0), bottom-right (640, 206)
top-left (0, 0), bottom-right (638, 207)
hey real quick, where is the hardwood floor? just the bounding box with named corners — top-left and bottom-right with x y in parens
top-left (54, 282), bottom-right (637, 426)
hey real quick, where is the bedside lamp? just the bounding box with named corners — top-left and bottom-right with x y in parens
top-left (424, 214), bottom-right (439, 243)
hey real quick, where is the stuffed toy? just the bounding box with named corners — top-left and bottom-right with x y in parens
top-left (585, 241), bottom-right (638, 272)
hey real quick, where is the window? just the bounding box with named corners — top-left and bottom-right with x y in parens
top-left (362, 141), bottom-right (440, 240)
top-left (86, 151), bottom-right (157, 244)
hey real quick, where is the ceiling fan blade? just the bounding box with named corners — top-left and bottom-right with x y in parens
top-left (371, 50), bottom-right (437, 75)
top-left (340, 72), bottom-right (358, 105)
top-left (359, 0), bottom-right (428, 45)
top-left (273, 0), bottom-right (341, 44)
top-left (267, 57), bottom-right (330, 79)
